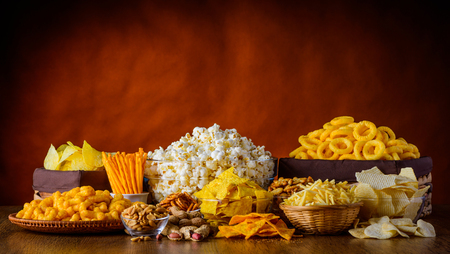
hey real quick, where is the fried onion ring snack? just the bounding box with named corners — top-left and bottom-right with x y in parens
top-left (289, 116), bottom-right (420, 161)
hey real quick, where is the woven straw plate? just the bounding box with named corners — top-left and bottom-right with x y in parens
top-left (9, 213), bottom-right (124, 234)
top-left (280, 202), bottom-right (363, 235)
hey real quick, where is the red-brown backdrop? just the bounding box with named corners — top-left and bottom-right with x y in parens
top-left (1, 1), bottom-right (449, 205)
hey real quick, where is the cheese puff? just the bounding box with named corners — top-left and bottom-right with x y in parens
top-left (55, 197), bottom-right (70, 211)
top-left (52, 191), bottom-right (62, 204)
top-left (70, 212), bottom-right (81, 222)
top-left (79, 186), bottom-right (96, 197)
top-left (23, 207), bottom-right (36, 220)
top-left (16, 209), bottom-right (25, 219)
top-left (44, 207), bottom-right (57, 221)
top-left (68, 195), bottom-right (85, 206)
top-left (56, 209), bottom-right (69, 220)
top-left (109, 202), bottom-right (125, 213)
top-left (66, 206), bottom-right (76, 217)
top-left (79, 200), bottom-right (93, 211)
top-left (30, 199), bottom-right (41, 207)
top-left (108, 210), bottom-right (120, 220)
top-left (39, 197), bottom-right (53, 211)
top-left (80, 210), bottom-right (105, 221)
top-left (80, 210), bottom-right (95, 221)
top-left (95, 211), bottom-right (106, 221)
top-left (94, 202), bottom-right (109, 213)
top-left (86, 194), bottom-right (111, 205)
top-left (111, 193), bottom-right (124, 203)
top-left (104, 212), bottom-right (113, 220)
top-left (63, 187), bottom-right (80, 198)
top-left (32, 207), bottom-right (44, 220)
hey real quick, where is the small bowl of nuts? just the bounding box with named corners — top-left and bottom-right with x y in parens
top-left (121, 203), bottom-right (170, 237)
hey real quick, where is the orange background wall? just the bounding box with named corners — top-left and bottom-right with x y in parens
top-left (1, 1), bottom-right (449, 205)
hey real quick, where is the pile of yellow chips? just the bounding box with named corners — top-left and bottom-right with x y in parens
top-left (349, 216), bottom-right (435, 239)
top-left (355, 167), bottom-right (430, 220)
top-left (289, 116), bottom-right (420, 160)
top-left (283, 179), bottom-right (359, 206)
top-left (216, 213), bottom-right (296, 240)
top-left (194, 167), bottom-right (273, 226)
top-left (44, 141), bottom-right (104, 171)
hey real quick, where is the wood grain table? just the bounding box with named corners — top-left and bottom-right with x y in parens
top-left (1, 205), bottom-right (449, 254)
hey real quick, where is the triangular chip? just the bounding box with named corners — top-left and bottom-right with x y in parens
top-left (44, 144), bottom-right (60, 170)
top-left (82, 140), bottom-right (103, 168)
top-left (399, 167), bottom-right (417, 182)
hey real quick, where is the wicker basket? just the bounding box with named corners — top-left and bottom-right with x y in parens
top-left (279, 202), bottom-right (363, 235)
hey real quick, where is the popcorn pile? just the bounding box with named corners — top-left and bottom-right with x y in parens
top-left (145, 124), bottom-right (275, 202)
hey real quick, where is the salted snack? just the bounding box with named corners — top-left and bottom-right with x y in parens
top-left (283, 179), bottom-right (359, 206)
top-left (268, 176), bottom-right (314, 197)
top-left (349, 216), bottom-right (436, 239)
top-left (44, 141), bottom-right (104, 171)
top-left (289, 116), bottom-right (420, 160)
top-left (102, 148), bottom-right (146, 194)
top-left (354, 167), bottom-right (430, 220)
top-left (194, 167), bottom-right (273, 226)
top-left (146, 124), bottom-right (275, 202)
top-left (16, 186), bottom-right (131, 221)
top-left (216, 213), bottom-right (295, 240)
top-left (158, 192), bottom-right (200, 212)
top-left (160, 206), bottom-right (211, 241)
top-left (121, 203), bottom-right (169, 234)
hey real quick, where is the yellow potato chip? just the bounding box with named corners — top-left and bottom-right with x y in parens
top-left (394, 175), bottom-right (416, 186)
top-left (382, 188), bottom-right (409, 216)
top-left (396, 225), bottom-right (417, 235)
top-left (60, 145), bottom-right (79, 163)
top-left (82, 140), bottom-right (103, 168)
top-left (56, 144), bottom-right (68, 156)
top-left (412, 185), bottom-right (430, 198)
top-left (374, 190), bottom-right (396, 217)
top-left (365, 221), bottom-right (397, 239)
top-left (67, 141), bottom-right (82, 150)
top-left (67, 152), bottom-right (96, 171)
top-left (403, 197), bottom-right (423, 220)
top-left (349, 228), bottom-right (370, 238)
top-left (390, 217), bottom-right (414, 227)
top-left (363, 166), bottom-right (384, 175)
top-left (399, 167), bottom-right (417, 182)
top-left (355, 183), bottom-right (378, 220)
top-left (381, 221), bottom-right (409, 238)
top-left (356, 172), bottom-right (396, 190)
top-left (414, 219), bottom-right (436, 237)
top-left (44, 144), bottom-right (60, 170)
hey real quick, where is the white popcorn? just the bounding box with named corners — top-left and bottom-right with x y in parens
top-left (145, 124), bottom-right (275, 202)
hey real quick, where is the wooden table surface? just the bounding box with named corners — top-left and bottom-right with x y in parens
top-left (1, 205), bottom-right (449, 254)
